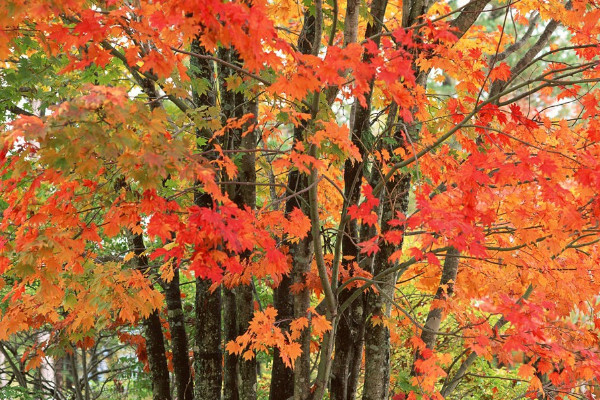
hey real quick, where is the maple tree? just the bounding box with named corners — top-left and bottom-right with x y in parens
top-left (2, 0), bottom-right (600, 399)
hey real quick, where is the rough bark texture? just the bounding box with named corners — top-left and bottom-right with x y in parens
top-left (219, 46), bottom-right (259, 400)
top-left (269, 274), bottom-right (294, 400)
top-left (190, 38), bottom-right (223, 400)
top-left (419, 247), bottom-right (459, 351)
top-left (143, 312), bottom-right (172, 400)
top-left (449, 0), bottom-right (491, 40)
top-left (126, 79), bottom-right (172, 399)
top-left (294, 14), bottom-right (318, 400)
top-left (269, 10), bottom-right (316, 400)
top-left (343, 0), bottom-right (360, 46)
top-left (235, 285), bottom-right (258, 399)
top-left (223, 287), bottom-right (239, 400)
top-left (412, 248), bottom-right (459, 378)
top-left (132, 240), bottom-right (170, 400)
top-left (331, 1), bottom-right (388, 399)
top-left (363, 159), bottom-right (411, 400)
top-left (195, 279), bottom-right (222, 400)
top-left (164, 269), bottom-right (194, 400)
top-left (402, 0), bottom-right (434, 28)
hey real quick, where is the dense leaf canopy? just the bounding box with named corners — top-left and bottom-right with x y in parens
top-left (2, 0), bottom-right (600, 399)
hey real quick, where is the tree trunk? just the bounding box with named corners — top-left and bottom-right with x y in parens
top-left (195, 278), bottom-right (223, 400)
top-left (236, 285), bottom-right (258, 399)
top-left (412, 247), bottom-right (459, 377)
top-left (419, 248), bottom-right (459, 351)
top-left (331, 1), bottom-right (389, 399)
top-left (363, 160), bottom-right (411, 400)
top-left (143, 311), bottom-right (172, 400)
top-left (164, 269), bottom-right (194, 400)
top-left (190, 37), bottom-right (223, 400)
top-left (269, 274), bottom-right (295, 400)
top-left (270, 10), bottom-right (317, 400)
top-left (223, 288), bottom-right (239, 400)
top-left (130, 218), bottom-right (172, 400)
top-left (220, 46), bottom-right (259, 400)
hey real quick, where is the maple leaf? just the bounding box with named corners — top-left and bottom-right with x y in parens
top-left (311, 313), bottom-right (332, 337)
top-left (518, 363), bottom-right (536, 378)
top-left (226, 340), bottom-right (244, 355)
top-left (489, 62), bottom-right (511, 82)
top-left (358, 236), bottom-right (380, 256)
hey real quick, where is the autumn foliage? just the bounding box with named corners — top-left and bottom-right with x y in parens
top-left (2, 0), bottom-right (600, 399)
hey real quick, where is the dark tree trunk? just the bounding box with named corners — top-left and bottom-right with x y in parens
top-left (235, 285), bottom-right (258, 399)
top-left (223, 288), bottom-right (239, 400)
top-left (126, 65), bottom-right (173, 400)
top-left (195, 279), bottom-right (223, 400)
top-left (331, 1), bottom-right (389, 399)
top-left (164, 269), bottom-right (194, 400)
top-left (362, 165), bottom-right (411, 400)
top-left (190, 37), bottom-right (223, 400)
top-left (129, 199), bottom-right (172, 400)
top-left (270, 10), bottom-right (317, 400)
top-left (143, 311), bottom-right (172, 400)
top-left (220, 46), bottom-right (259, 400)
top-left (269, 274), bottom-right (294, 400)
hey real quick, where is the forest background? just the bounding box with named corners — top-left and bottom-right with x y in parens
top-left (2, 0), bottom-right (600, 399)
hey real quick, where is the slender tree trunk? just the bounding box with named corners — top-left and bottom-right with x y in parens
top-left (441, 285), bottom-right (533, 397)
top-left (69, 352), bottom-right (84, 400)
top-left (360, 1), bottom-right (441, 396)
top-left (235, 285), bottom-right (258, 399)
top-left (363, 152), bottom-right (411, 400)
top-left (143, 315), bottom-right (171, 400)
top-left (121, 88), bottom-right (172, 400)
top-left (223, 288), bottom-right (239, 400)
top-left (164, 270), bottom-right (194, 400)
top-left (412, 247), bottom-right (459, 377)
top-left (269, 274), bottom-right (294, 400)
top-left (293, 12), bottom-right (319, 399)
top-left (270, 10), bottom-right (317, 400)
top-left (195, 278), bottom-right (223, 400)
top-left (190, 38), bottom-right (223, 400)
top-left (220, 47), bottom-right (259, 400)
top-left (331, 1), bottom-right (389, 399)
top-left (131, 231), bottom-right (172, 400)
top-left (363, 2), bottom-right (493, 398)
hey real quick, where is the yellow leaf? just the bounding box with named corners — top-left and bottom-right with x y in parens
top-left (123, 252), bottom-right (135, 262)
top-left (159, 262), bottom-right (174, 283)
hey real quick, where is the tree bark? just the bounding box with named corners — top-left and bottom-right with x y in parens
top-left (164, 269), bottom-right (194, 400)
top-left (223, 287), bottom-right (239, 400)
top-left (270, 9), bottom-right (317, 400)
top-left (269, 274), bottom-right (294, 400)
top-left (130, 231), bottom-right (172, 400)
top-left (195, 278), bottom-right (223, 400)
top-left (418, 247), bottom-right (459, 352)
top-left (219, 45), bottom-right (259, 400)
top-left (362, 153), bottom-right (411, 400)
top-left (331, 1), bottom-right (389, 399)
top-left (235, 285), bottom-right (258, 399)
top-left (143, 312), bottom-right (172, 400)
top-left (190, 38), bottom-right (223, 400)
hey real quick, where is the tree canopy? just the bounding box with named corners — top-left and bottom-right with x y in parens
top-left (2, 0), bottom-right (600, 399)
